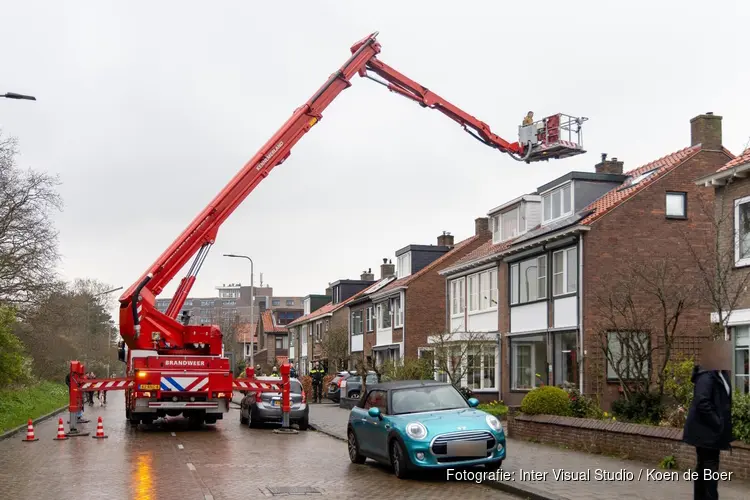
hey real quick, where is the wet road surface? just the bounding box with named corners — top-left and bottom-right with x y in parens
top-left (0, 396), bottom-right (515, 499)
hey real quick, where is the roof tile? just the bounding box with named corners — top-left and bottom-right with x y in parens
top-left (715, 147), bottom-right (750, 172)
top-left (236, 323), bottom-right (257, 343)
top-left (287, 283), bottom-right (377, 327)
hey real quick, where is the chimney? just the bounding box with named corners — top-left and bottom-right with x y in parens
top-left (690, 112), bottom-right (722, 150)
top-left (475, 217), bottom-right (490, 235)
top-left (437, 231), bottom-right (455, 248)
top-left (595, 154), bottom-right (624, 175)
top-left (380, 258), bottom-right (395, 279)
top-left (324, 282), bottom-right (332, 297)
top-left (360, 268), bottom-right (375, 281)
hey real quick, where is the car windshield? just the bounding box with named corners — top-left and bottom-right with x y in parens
top-left (365, 374), bottom-right (379, 383)
top-left (290, 381), bottom-right (302, 394)
top-left (391, 385), bottom-right (468, 415)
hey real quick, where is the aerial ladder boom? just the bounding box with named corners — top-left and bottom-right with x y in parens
top-left (118, 32), bottom-right (587, 354)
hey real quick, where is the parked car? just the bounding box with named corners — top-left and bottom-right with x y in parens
top-left (239, 377), bottom-right (309, 430)
top-left (326, 371), bottom-right (353, 403)
top-left (346, 380), bottom-right (506, 478)
top-left (341, 371), bottom-right (379, 399)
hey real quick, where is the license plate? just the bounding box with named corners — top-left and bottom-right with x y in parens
top-left (446, 440), bottom-right (486, 457)
top-left (139, 384), bottom-right (160, 390)
top-left (272, 399), bottom-right (281, 407)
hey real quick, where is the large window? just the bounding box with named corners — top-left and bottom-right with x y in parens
top-left (392, 296), bottom-right (403, 327)
top-left (275, 336), bottom-right (288, 350)
top-left (377, 301), bottom-right (392, 329)
top-left (554, 331), bottom-right (577, 386)
top-left (735, 195), bottom-right (750, 267)
top-left (366, 306), bottom-right (375, 332)
top-left (468, 270), bottom-right (498, 312)
top-left (492, 207), bottom-right (524, 244)
top-left (468, 274), bottom-right (479, 312)
top-left (466, 347), bottom-right (497, 390)
top-left (351, 310), bottom-right (364, 335)
top-left (542, 183), bottom-right (572, 223)
top-left (733, 325), bottom-right (749, 394)
top-left (397, 252), bottom-right (412, 278)
top-left (552, 247), bottom-right (578, 296)
top-left (606, 331), bottom-right (650, 380)
top-left (510, 334), bottom-right (547, 390)
top-left (272, 299), bottom-right (280, 306)
top-left (450, 277), bottom-right (466, 316)
top-left (510, 255), bottom-right (547, 305)
top-left (422, 346), bottom-right (496, 389)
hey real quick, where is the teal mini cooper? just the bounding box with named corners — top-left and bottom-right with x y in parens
top-left (346, 380), bottom-right (506, 478)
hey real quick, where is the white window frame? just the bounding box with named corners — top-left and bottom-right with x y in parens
top-left (393, 296), bottom-right (403, 327)
top-left (351, 310), bottom-right (364, 336)
top-left (397, 252), bottom-right (412, 279)
top-left (541, 181), bottom-right (573, 224)
top-left (450, 277), bottom-right (466, 317)
top-left (275, 336), bottom-right (283, 350)
top-left (735, 195), bottom-right (750, 267)
top-left (552, 246), bottom-right (578, 296)
top-left (509, 255), bottom-right (547, 305)
top-left (732, 325), bottom-right (749, 394)
top-left (377, 301), bottom-right (392, 330)
top-left (468, 274), bottom-right (479, 312)
top-left (665, 191), bottom-right (687, 219)
top-left (366, 306), bottom-right (375, 332)
top-left (466, 270), bottom-right (498, 313)
top-left (423, 345), bottom-right (497, 390)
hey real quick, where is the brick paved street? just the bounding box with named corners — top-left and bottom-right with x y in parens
top-left (0, 395), bottom-right (515, 500)
top-left (308, 402), bottom-right (750, 500)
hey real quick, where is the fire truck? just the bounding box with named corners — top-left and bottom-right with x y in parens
top-left (66, 32), bottom-right (588, 429)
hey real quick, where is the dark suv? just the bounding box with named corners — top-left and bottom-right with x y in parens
top-left (326, 371), bottom-right (352, 403)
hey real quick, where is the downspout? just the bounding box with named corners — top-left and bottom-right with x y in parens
top-left (578, 235), bottom-right (584, 394)
top-left (401, 291), bottom-right (406, 364)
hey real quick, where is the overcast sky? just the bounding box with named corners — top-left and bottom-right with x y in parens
top-left (2, 0), bottom-right (749, 305)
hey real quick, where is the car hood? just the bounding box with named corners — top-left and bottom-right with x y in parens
top-left (390, 408), bottom-right (499, 436)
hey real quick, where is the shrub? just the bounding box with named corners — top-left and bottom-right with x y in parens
top-left (663, 357), bottom-right (694, 408)
top-left (733, 391), bottom-right (750, 444)
top-left (565, 387), bottom-right (603, 418)
top-left (380, 357), bottom-right (433, 381)
top-left (0, 306), bottom-right (31, 388)
top-left (611, 391), bottom-right (664, 425)
top-left (300, 375), bottom-right (313, 400)
top-left (478, 400), bottom-right (509, 418)
top-left (521, 386), bottom-right (572, 416)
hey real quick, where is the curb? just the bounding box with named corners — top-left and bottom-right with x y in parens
top-left (0, 405), bottom-right (68, 441)
top-left (309, 420), bottom-right (563, 500)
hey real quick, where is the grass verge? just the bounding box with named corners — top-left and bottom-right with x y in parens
top-left (0, 381), bottom-right (68, 433)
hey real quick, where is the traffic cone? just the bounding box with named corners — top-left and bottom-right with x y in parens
top-left (22, 419), bottom-right (38, 442)
top-left (54, 417), bottom-right (69, 440)
top-left (92, 416), bottom-right (108, 439)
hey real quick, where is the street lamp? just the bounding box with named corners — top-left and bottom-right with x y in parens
top-left (224, 254), bottom-right (254, 369)
top-left (2, 92), bottom-right (36, 100)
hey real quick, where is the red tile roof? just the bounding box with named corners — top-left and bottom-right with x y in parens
top-left (261, 310), bottom-right (288, 333)
top-left (447, 238), bottom-right (516, 269)
top-left (375, 234), bottom-right (487, 295)
top-left (236, 323), bottom-right (257, 343)
top-left (287, 279), bottom-right (389, 327)
top-left (715, 147), bottom-right (750, 172)
top-left (580, 145), bottom-right (701, 225)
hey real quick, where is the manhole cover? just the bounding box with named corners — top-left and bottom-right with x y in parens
top-left (266, 486), bottom-right (322, 495)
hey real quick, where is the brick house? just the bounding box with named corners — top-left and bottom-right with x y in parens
top-left (346, 265), bottom-right (396, 367)
top-left (695, 146), bottom-right (750, 395)
top-left (287, 278), bottom-right (374, 374)
top-left (363, 223), bottom-right (492, 365)
top-left (438, 113), bottom-right (733, 408)
top-left (255, 310), bottom-right (292, 368)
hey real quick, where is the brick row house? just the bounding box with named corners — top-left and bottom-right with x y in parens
top-left (347, 226), bottom-right (491, 368)
top-left (696, 146), bottom-right (750, 395)
top-left (255, 310), bottom-right (291, 368)
top-left (433, 113), bottom-right (733, 408)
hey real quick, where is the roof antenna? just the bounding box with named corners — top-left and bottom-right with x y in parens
top-left (601, 153), bottom-right (607, 162)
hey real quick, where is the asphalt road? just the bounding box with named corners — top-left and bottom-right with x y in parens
top-left (0, 395), bottom-right (517, 499)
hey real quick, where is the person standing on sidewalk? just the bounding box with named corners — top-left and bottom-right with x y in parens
top-left (310, 362), bottom-right (324, 403)
top-left (683, 338), bottom-right (733, 500)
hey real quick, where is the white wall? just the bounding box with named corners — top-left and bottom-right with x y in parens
top-left (553, 296), bottom-right (577, 328)
top-left (376, 328), bottom-right (393, 346)
top-left (450, 315), bottom-right (465, 332)
top-left (467, 310), bottom-right (497, 332)
top-left (351, 335), bottom-right (364, 352)
top-left (510, 302), bottom-right (547, 333)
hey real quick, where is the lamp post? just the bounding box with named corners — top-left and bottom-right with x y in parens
top-left (2, 92), bottom-right (36, 100)
top-left (224, 254), bottom-right (254, 369)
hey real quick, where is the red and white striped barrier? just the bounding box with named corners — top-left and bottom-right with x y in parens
top-left (79, 379), bottom-right (133, 391)
top-left (233, 380), bottom-right (281, 391)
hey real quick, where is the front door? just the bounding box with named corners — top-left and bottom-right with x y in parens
top-left (359, 389), bottom-right (388, 458)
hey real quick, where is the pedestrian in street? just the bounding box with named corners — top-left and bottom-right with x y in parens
top-left (683, 338), bottom-right (733, 500)
top-left (290, 364), bottom-right (298, 379)
top-left (271, 365), bottom-right (279, 377)
top-left (87, 372), bottom-right (96, 406)
top-left (310, 362), bottom-right (324, 404)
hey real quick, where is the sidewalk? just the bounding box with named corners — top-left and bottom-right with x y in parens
top-left (309, 403), bottom-right (749, 500)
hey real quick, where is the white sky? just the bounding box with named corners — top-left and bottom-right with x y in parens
top-left (2, 0), bottom-right (748, 305)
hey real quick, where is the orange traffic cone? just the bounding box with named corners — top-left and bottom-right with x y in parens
top-left (54, 417), bottom-right (69, 440)
top-left (92, 416), bottom-right (108, 439)
top-left (22, 419), bottom-right (38, 442)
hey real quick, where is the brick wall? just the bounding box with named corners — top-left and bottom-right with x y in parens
top-left (404, 233), bottom-right (491, 359)
top-left (582, 149), bottom-right (733, 408)
top-left (508, 414), bottom-right (750, 480)
top-left (714, 176), bottom-right (750, 311)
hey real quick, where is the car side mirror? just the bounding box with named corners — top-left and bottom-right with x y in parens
top-left (368, 407), bottom-right (382, 419)
top-left (467, 398), bottom-right (479, 408)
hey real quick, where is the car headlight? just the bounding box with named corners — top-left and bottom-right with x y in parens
top-left (486, 414), bottom-right (502, 432)
top-left (405, 421), bottom-right (427, 440)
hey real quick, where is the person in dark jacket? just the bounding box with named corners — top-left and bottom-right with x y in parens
top-left (310, 362), bottom-right (324, 403)
top-left (683, 339), bottom-right (733, 500)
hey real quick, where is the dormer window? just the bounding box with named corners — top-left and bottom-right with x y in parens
top-left (542, 182), bottom-right (572, 224)
top-left (397, 252), bottom-right (411, 278)
top-left (492, 207), bottom-right (525, 244)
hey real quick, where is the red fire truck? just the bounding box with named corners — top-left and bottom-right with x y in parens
top-left (66, 32), bottom-right (587, 430)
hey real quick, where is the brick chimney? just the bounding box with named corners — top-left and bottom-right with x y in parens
top-left (360, 268), bottom-right (375, 281)
top-left (324, 283), bottom-right (332, 297)
top-left (437, 231), bottom-right (454, 248)
top-left (595, 153), bottom-right (624, 174)
top-left (690, 112), bottom-right (722, 150)
top-left (475, 217), bottom-right (490, 235)
top-left (380, 258), bottom-right (395, 279)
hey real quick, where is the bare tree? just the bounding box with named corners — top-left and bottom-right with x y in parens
top-left (350, 339), bottom-right (383, 395)
top-left (593, 258), bottom-right (698, 401)
top-left (680, 181), bottom-right (750, 339)
top-left (0, 132), bottom-right (62, 306)
top-left (428, 329), bottom-right (490, 389)
top-left (321, 326), bottom-right (349, 372)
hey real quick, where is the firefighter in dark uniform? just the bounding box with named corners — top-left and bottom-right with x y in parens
top-left (310, 362), bottom-right (324, 403)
